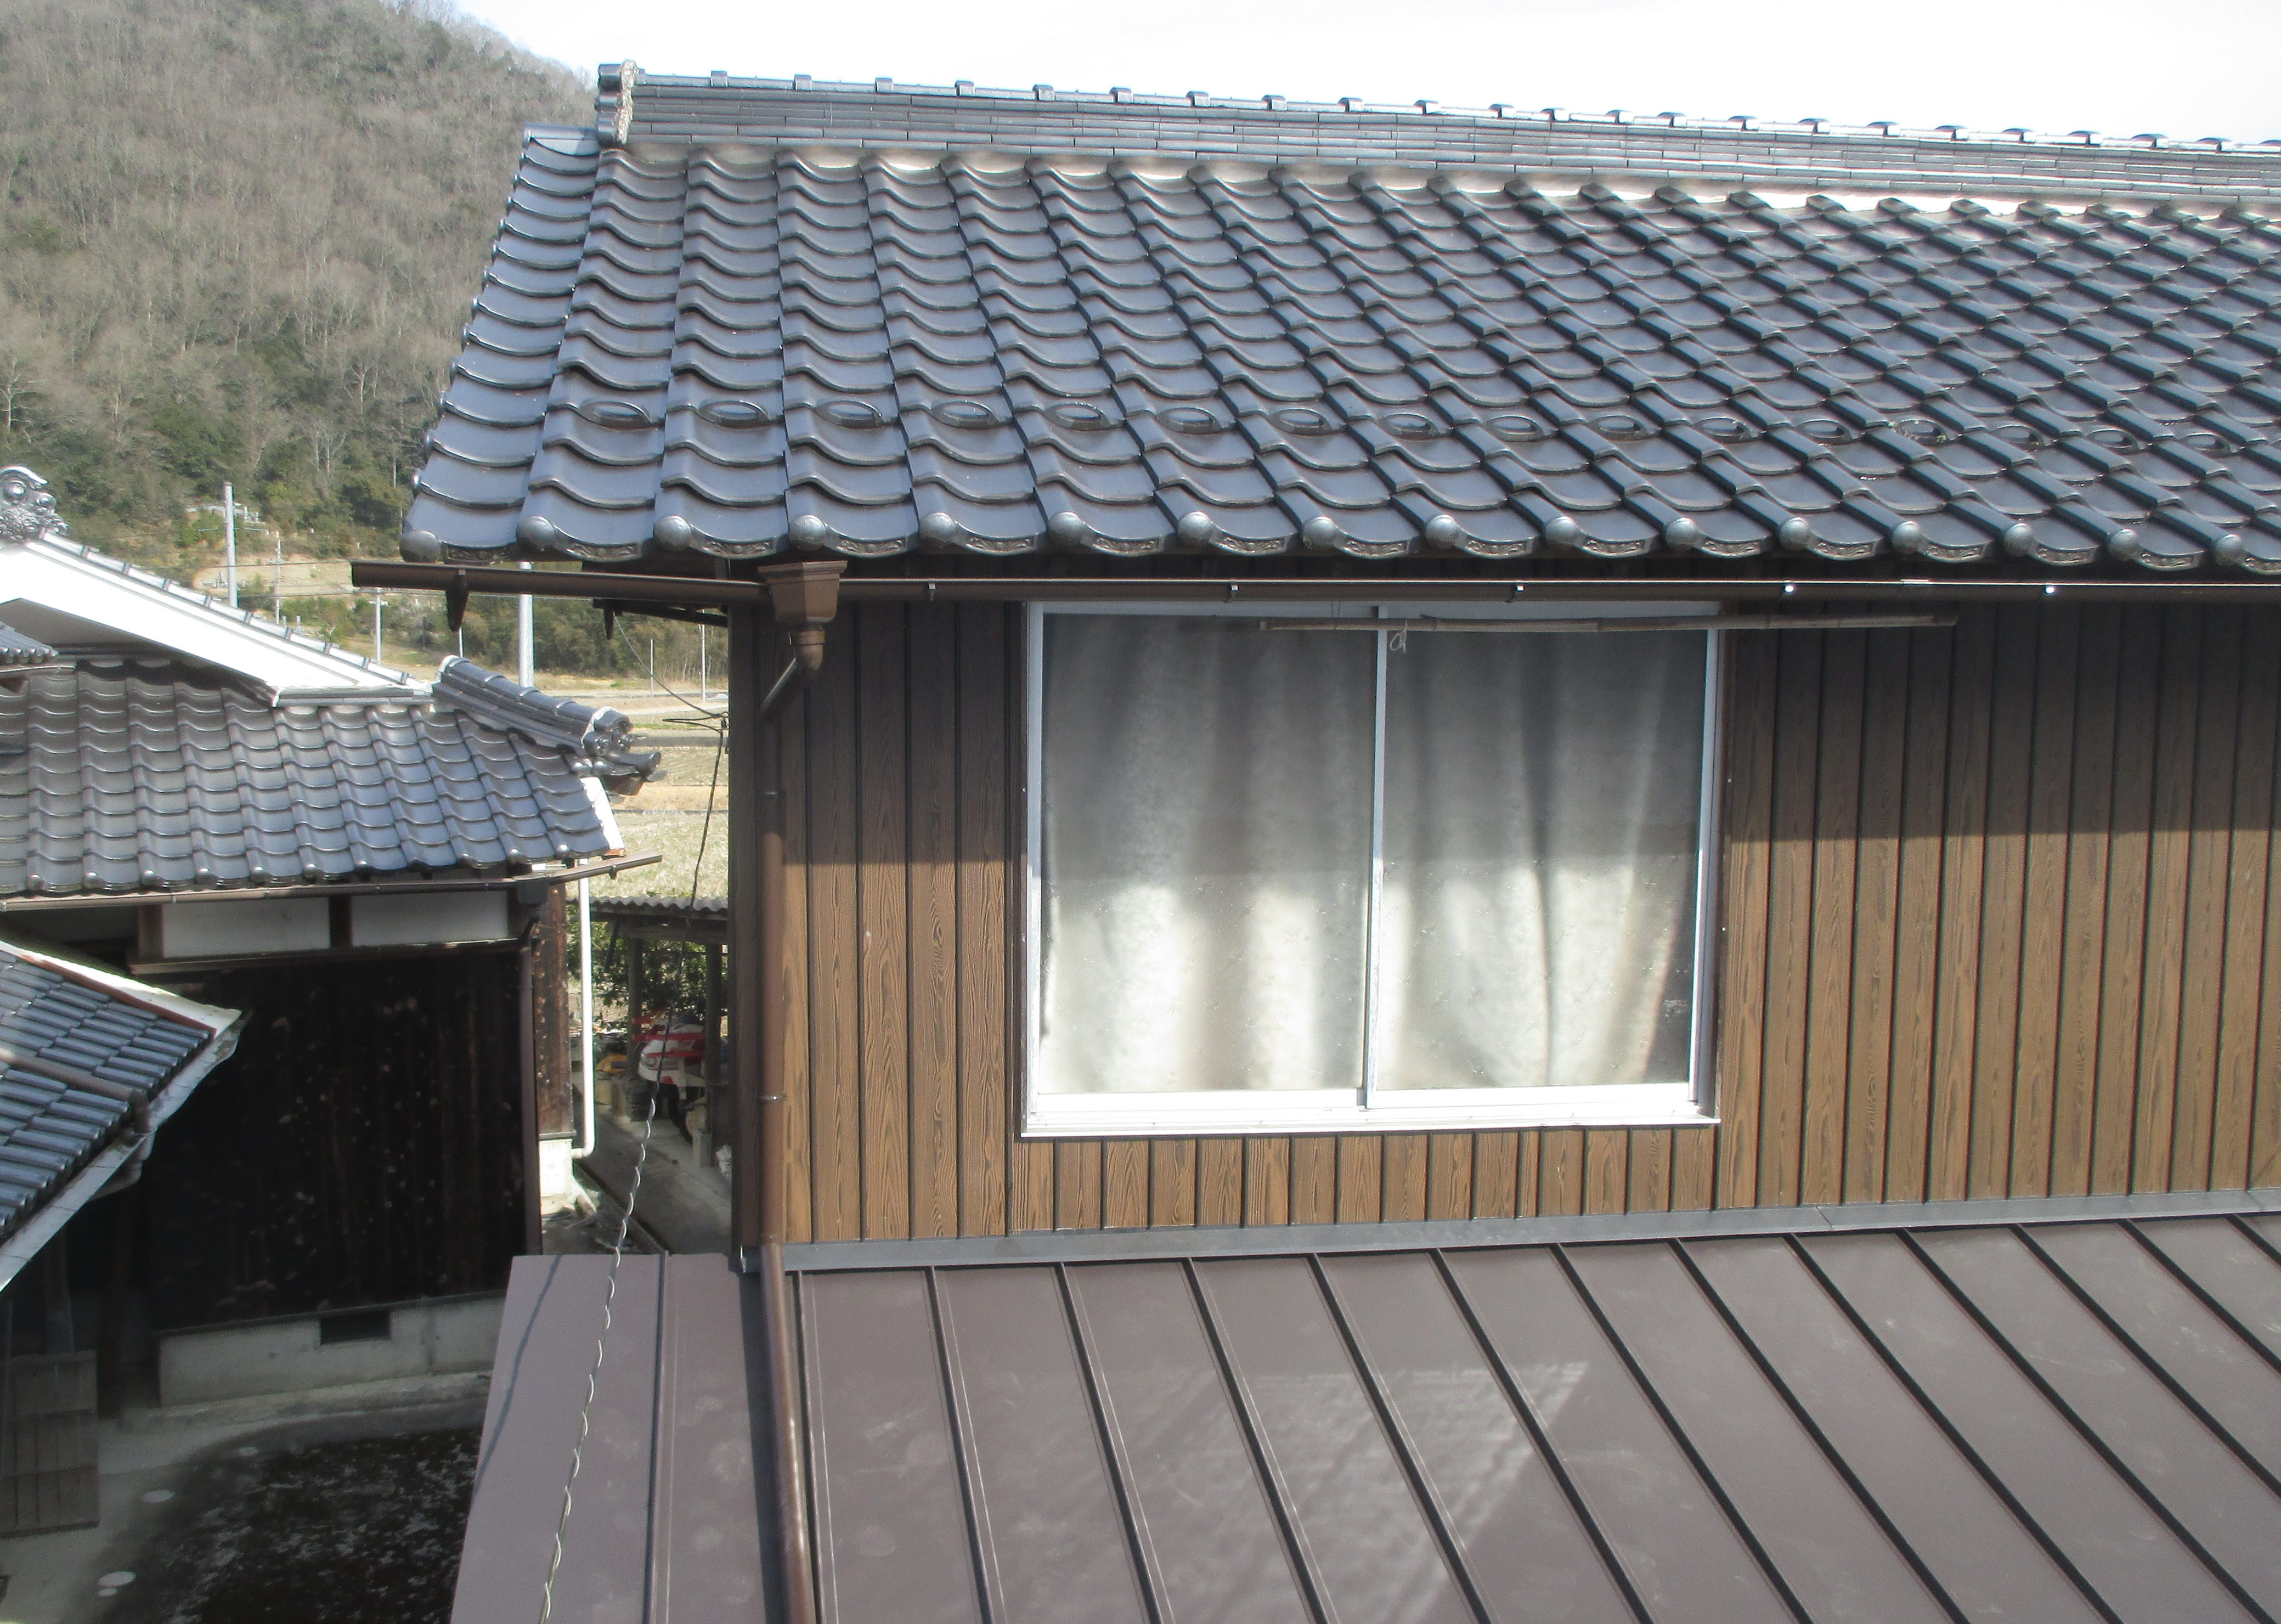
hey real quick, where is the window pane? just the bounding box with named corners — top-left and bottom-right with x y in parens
top-left (1038, 616), bottom-right (1374, 1095)
top-left (1376, 630), bottom-right (1706, 1091)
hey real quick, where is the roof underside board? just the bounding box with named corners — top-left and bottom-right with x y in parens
top-left (406, 94), bottom-right (2281, 578)
top-left (455, 1211), bottom-right (2281, 1624)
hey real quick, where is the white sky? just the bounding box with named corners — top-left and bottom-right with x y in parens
top-left (455, 0), bottom-right (2281, 144)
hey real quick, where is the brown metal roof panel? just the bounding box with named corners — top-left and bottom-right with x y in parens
top-left (1193, 1256), bottom-right (1480, 1624)
top-left (2024, 1222), bottom-right (2281, 1485)
top-left (1061, 1261), bottom-right (1315, 1624)
top-left (800, 1270), bottom-right (988, 1624)
top-left (1799, 1231), bottom-right (2262, 1624)
top-left (2132, 1217), bottom-right (2281, 1364)
top-left (1564, 1241), bottom-right (1951, 1624)
top-left (1915, 1226), bottom-right (2281, 1617)
top-left (456, 1255), bottom-right (669, 1624)
top-left (1442, 1247), bottom-right (1794, 1624)
top-left (648, 1255), bottom-right (771, 1622)
top-left (1684, 1235), bottom-right (2108, 1624)
top-left (932, 1266), bottom-right (1152, 1624)
top-left (1314, 1250), bottom-right (1638, 1624)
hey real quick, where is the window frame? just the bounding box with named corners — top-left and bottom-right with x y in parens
top-left (1019, 600), bottom-right (1726, 1138)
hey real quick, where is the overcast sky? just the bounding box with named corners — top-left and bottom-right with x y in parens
top-left (455, 0), bottom-right (2279, 144)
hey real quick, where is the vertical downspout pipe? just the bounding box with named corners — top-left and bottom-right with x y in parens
top-left (731, 559), bottom-right (842, 1624)
top-left (575, 876), bottom-right (595, 1158)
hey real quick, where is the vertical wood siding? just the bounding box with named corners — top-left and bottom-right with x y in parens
top-left (780, 604), bottom-right (2281, 1242)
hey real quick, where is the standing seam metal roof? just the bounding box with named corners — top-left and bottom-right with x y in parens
top-left (454, 1210), bottom-right (2281, 1624)
top-left (406, 85), bottom-right (2281, 576)
top-left (0, 658), bottom-right (641, 898)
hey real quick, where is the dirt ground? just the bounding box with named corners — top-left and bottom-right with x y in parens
top-left (8, 1417), bottom-right (479, 1624)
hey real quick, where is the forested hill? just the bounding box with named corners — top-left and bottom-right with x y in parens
top-left (0, 0), bottom-right (584, 574)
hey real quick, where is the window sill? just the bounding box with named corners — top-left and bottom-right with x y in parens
top-left (1021, 1084), bottom-right (1714, 1139)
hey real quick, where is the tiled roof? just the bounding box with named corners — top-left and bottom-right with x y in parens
top-left (0, 620), bottom-right (58, 670)
top-left (455, 1208), bottom-right (2281, 1621)
top-left (0, 943), bottom-right (232, 1240)
top-left (433, 656), bottom-right (660, 784)
top-left (403, 82), bottom-right (2281, 576)
top-left (0, 658), bottom-right (646, 898)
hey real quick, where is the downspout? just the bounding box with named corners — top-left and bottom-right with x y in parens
top-left (731, 560), bottom-right (842, 1624)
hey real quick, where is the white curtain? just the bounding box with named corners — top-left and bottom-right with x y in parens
top-left (1376, 631), bottom-right (1704, 1091)
top-left (1038, 616), bottom-right (1373, 1094)
top-left (1036, 616), bottom-right (1705, 1098)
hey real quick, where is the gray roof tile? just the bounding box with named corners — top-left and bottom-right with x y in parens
top-left (0, 658), bottom-right (656, 899)
top-left (0, 945), bottom-right (222, 1234)
top-left (401, 97), bottom-right (2281, 574)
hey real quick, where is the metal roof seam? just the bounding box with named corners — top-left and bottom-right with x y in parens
top-left (1899, 1227), bottom-right (2281, 1622)
top-left (1545, 1242), bottom-right (1819, 1624)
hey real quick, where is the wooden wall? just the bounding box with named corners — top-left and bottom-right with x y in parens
top-left (777, 602), bottom-right (2281, 1242)
top-left (143, 951), bottom-right (530, 1326)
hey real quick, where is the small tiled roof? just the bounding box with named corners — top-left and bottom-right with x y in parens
top-left (404, 77), bottom-right (2281, 576)
top-left (0, 658), bottom-right (651, 898)
top-left (0, 942), bottom-right (233, 1241)
top-left (0, 620), bottom-right (58, 670)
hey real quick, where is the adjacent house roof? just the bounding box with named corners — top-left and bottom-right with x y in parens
top-left (1, 467), bottom-right (419, 701)
top-left (455, 1206), bottom-right (2281, 1624)
top-left (0, 938), bottom-right (239, 1286)
top-left (404, 77), bottom-right (2281, 575)
top-left (0, 657), bottom-right (645, 898)
top-left (0, 619), bottom-right (59, 670)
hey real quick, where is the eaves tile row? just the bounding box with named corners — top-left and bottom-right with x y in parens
top-left (0, 948), bottom-right (207, 1233)
top-left (404, 131), bottom-right (2281, 572)
top-left (0, 659), bottom-right (628, 898)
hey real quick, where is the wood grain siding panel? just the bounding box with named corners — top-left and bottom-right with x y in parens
top-left (2011, 608), bottom-right (2081, 1199)
top-left (2135, 608), bottom-right (2204, 1192)
top-left (1844, 630), bottom-right (1909, 1205)
top-left (1969, 608), bottom-right (2039, 1198)
top-left (1758, 632), bottom-right (1825, 1206)
top-left (2217, 628), bottom-right (2280, 1193)
top-left (2172, 610), bottom-right (2244, 1193)
top-left (805, 619), bottom-right (864, 1243)
top-left (1929, 616), bottom-right (1997, 1203)
top-left (2094, 610), bottom-right (2164, 1194)
top-left (1802, 630), bottom-right (1866, 1207)
top-left (2051, 607), bottom-right (2120, 1198)
top-left (856, 607), bottom-right (912, 1238)
top-left (1714, 632), bottom-right (1779, 1209)
top-left (907, 607), bottom-right (960, 1238)
top-left (784, 606), bottom-right (2281, 1243)
top-left (958, 605), bottom-right (1014, 1237)
top-left (1885, 627), bottom-right (1953, 1204)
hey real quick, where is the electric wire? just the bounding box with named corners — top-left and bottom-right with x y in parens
top-left (538, 635), bottom-right (729, 1622)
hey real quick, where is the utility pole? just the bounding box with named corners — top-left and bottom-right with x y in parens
top-left (517, 560), bottom-right (534, 687)
top-left (372, 596), bottom-right (384, 662)
top-left (222, 483), bottom-right (238, 608)
top-left (273, 521), bottom-right (284, 622)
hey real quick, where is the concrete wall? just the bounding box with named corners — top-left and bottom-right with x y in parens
top-left (156, 1292), bottom-right (503, 1407)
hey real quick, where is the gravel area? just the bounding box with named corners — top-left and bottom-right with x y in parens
top-left (94, 1425), bottom-right (478, 1624)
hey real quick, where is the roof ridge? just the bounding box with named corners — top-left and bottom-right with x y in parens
top-left (0, 465), bottom-right (416, 690)
top-left (432, 656), bottom-right (662, 783)
top-left (598, 64), bottom-right (2281, 163)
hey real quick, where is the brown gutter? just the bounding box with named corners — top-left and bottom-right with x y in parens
top-left (352, 559), bottom-right (2281, 606)
top-left (728, 559), bottom-right (843, 1624)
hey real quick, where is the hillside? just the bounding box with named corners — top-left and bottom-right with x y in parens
top-left (0, 0), bottom-right (585, 575)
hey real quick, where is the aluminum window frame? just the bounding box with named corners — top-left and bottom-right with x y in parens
top-left (1021, 599), bottom-right (1725, 1138)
